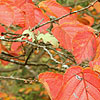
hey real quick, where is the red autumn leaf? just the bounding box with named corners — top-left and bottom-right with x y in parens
top-left (0, 0), bottom-right (33, 27)
top-left (21, 3), bottom-right (36, 28)
top-left (14, 0), bottom-right (33, 8)
top-left (1, 60), bottom-right (9, 65)
top-left (10, 42), bottom-right (22, 56)
top-left (33, 7), bottom-right (50, 33)
top-left (0, 25), bottom-right (6, 35)
top-left (39, 72), bottom-right (63, 100)
top-left (89, 59), bottom-right (100, 69)
top-left (38, 0), bottom-right (77, 23)
top-left (21, 3), bottom-right (50, 33)
top-left (89, 36), bottom-right (100, 69)
top-left (12, 6), bottom-right (25, 27)
top-left (0, 0), bottom-right (33, 6)
top-left (0, 2), bottom-right (14, 26)
top-left (39, 66), bottom-right (100, 100)
top-left (92, 36), bottom-right (100, 60)
top-left (73, 30), bottom-right (97, 64)
top-left (90, 65), bottom-right (100, 74)
top-left (52, 20), bottom-right (95, 53)
top-left (0, 0), bottom-right (14, 5)
top-left (52, 22), bottom-right (76, 51)
top-left (39, 0), bottom-right (71, 17)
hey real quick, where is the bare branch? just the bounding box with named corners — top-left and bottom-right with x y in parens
top-left (31, 0), bottom-right (97, 31)
top-left (0, 54), bottom-right (65, 72)
top-left (0, 75), bottom-right (38, 83)
top-left (43, 47), bottom-right (62, 64)
top-left (0, 38), bottom-right (63, 64)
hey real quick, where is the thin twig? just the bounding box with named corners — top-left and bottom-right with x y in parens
top-left (24, 47), bottom-right (33, 65)
top-left (43, 47), bottom-right (62, 64)
top-left (0, 38), bottom-right (63, 64)
top-left (31, 0), bottom-right (97, 31)
top-left (0, 54), bottom-right (65, 72)
top-left (0, 76), bottom-right (38, 83)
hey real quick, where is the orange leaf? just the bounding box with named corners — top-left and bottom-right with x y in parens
top-left (0, 0), bottom-right (14, 5)
top-left (0, 92), bottom-right (7, 98)
top-left (92, 65), bottom-right (100, 73)
top-left (39, 66), bottom-right (100, 100)
top-left (93, 2), bottom-right (100, 13)
top-left (77, 14), bottom-right (94, 26)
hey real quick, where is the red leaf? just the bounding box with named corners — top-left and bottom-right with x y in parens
top-left (12, 6), bottom-right (25, 27)
top-left (14, 0), bottom-right (33, 8)
top-left (1, 60), bottom-right (9, 66)
top-left (0, 25), bottom-right (6, 34)
top-left (73, 30), bottom-right (97, 64)
top-left (0, 2), bottom-right (14, 26)
top-left (39, 0), bottom-right (70, 18)
top-left (39, 72), bottom-right (63, 100)
top-left (39, 66), bottom-right (100, 100)
top-left (11, 42), bottom-right (22, 53)
top-left (33, 7), bottom-right (50, 33)
top-left (52, 23), bottom-right (76, 51)
top-left (52, 20), bottom-right (95, 53)
top-left (89, 36), bottom-right (100, 69)
top-left (7, 42), bottom-right (23, 57)
top-left (21, 3), bottom-right (50, 33)
top-left (38, 0), bottom-right (77, 23)
top-left (0, 0), bottom-right (33, 7)
top-left (21, 3), bottom-right (35, 28)
top-left (0, 0), bottom-right (14, 5)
